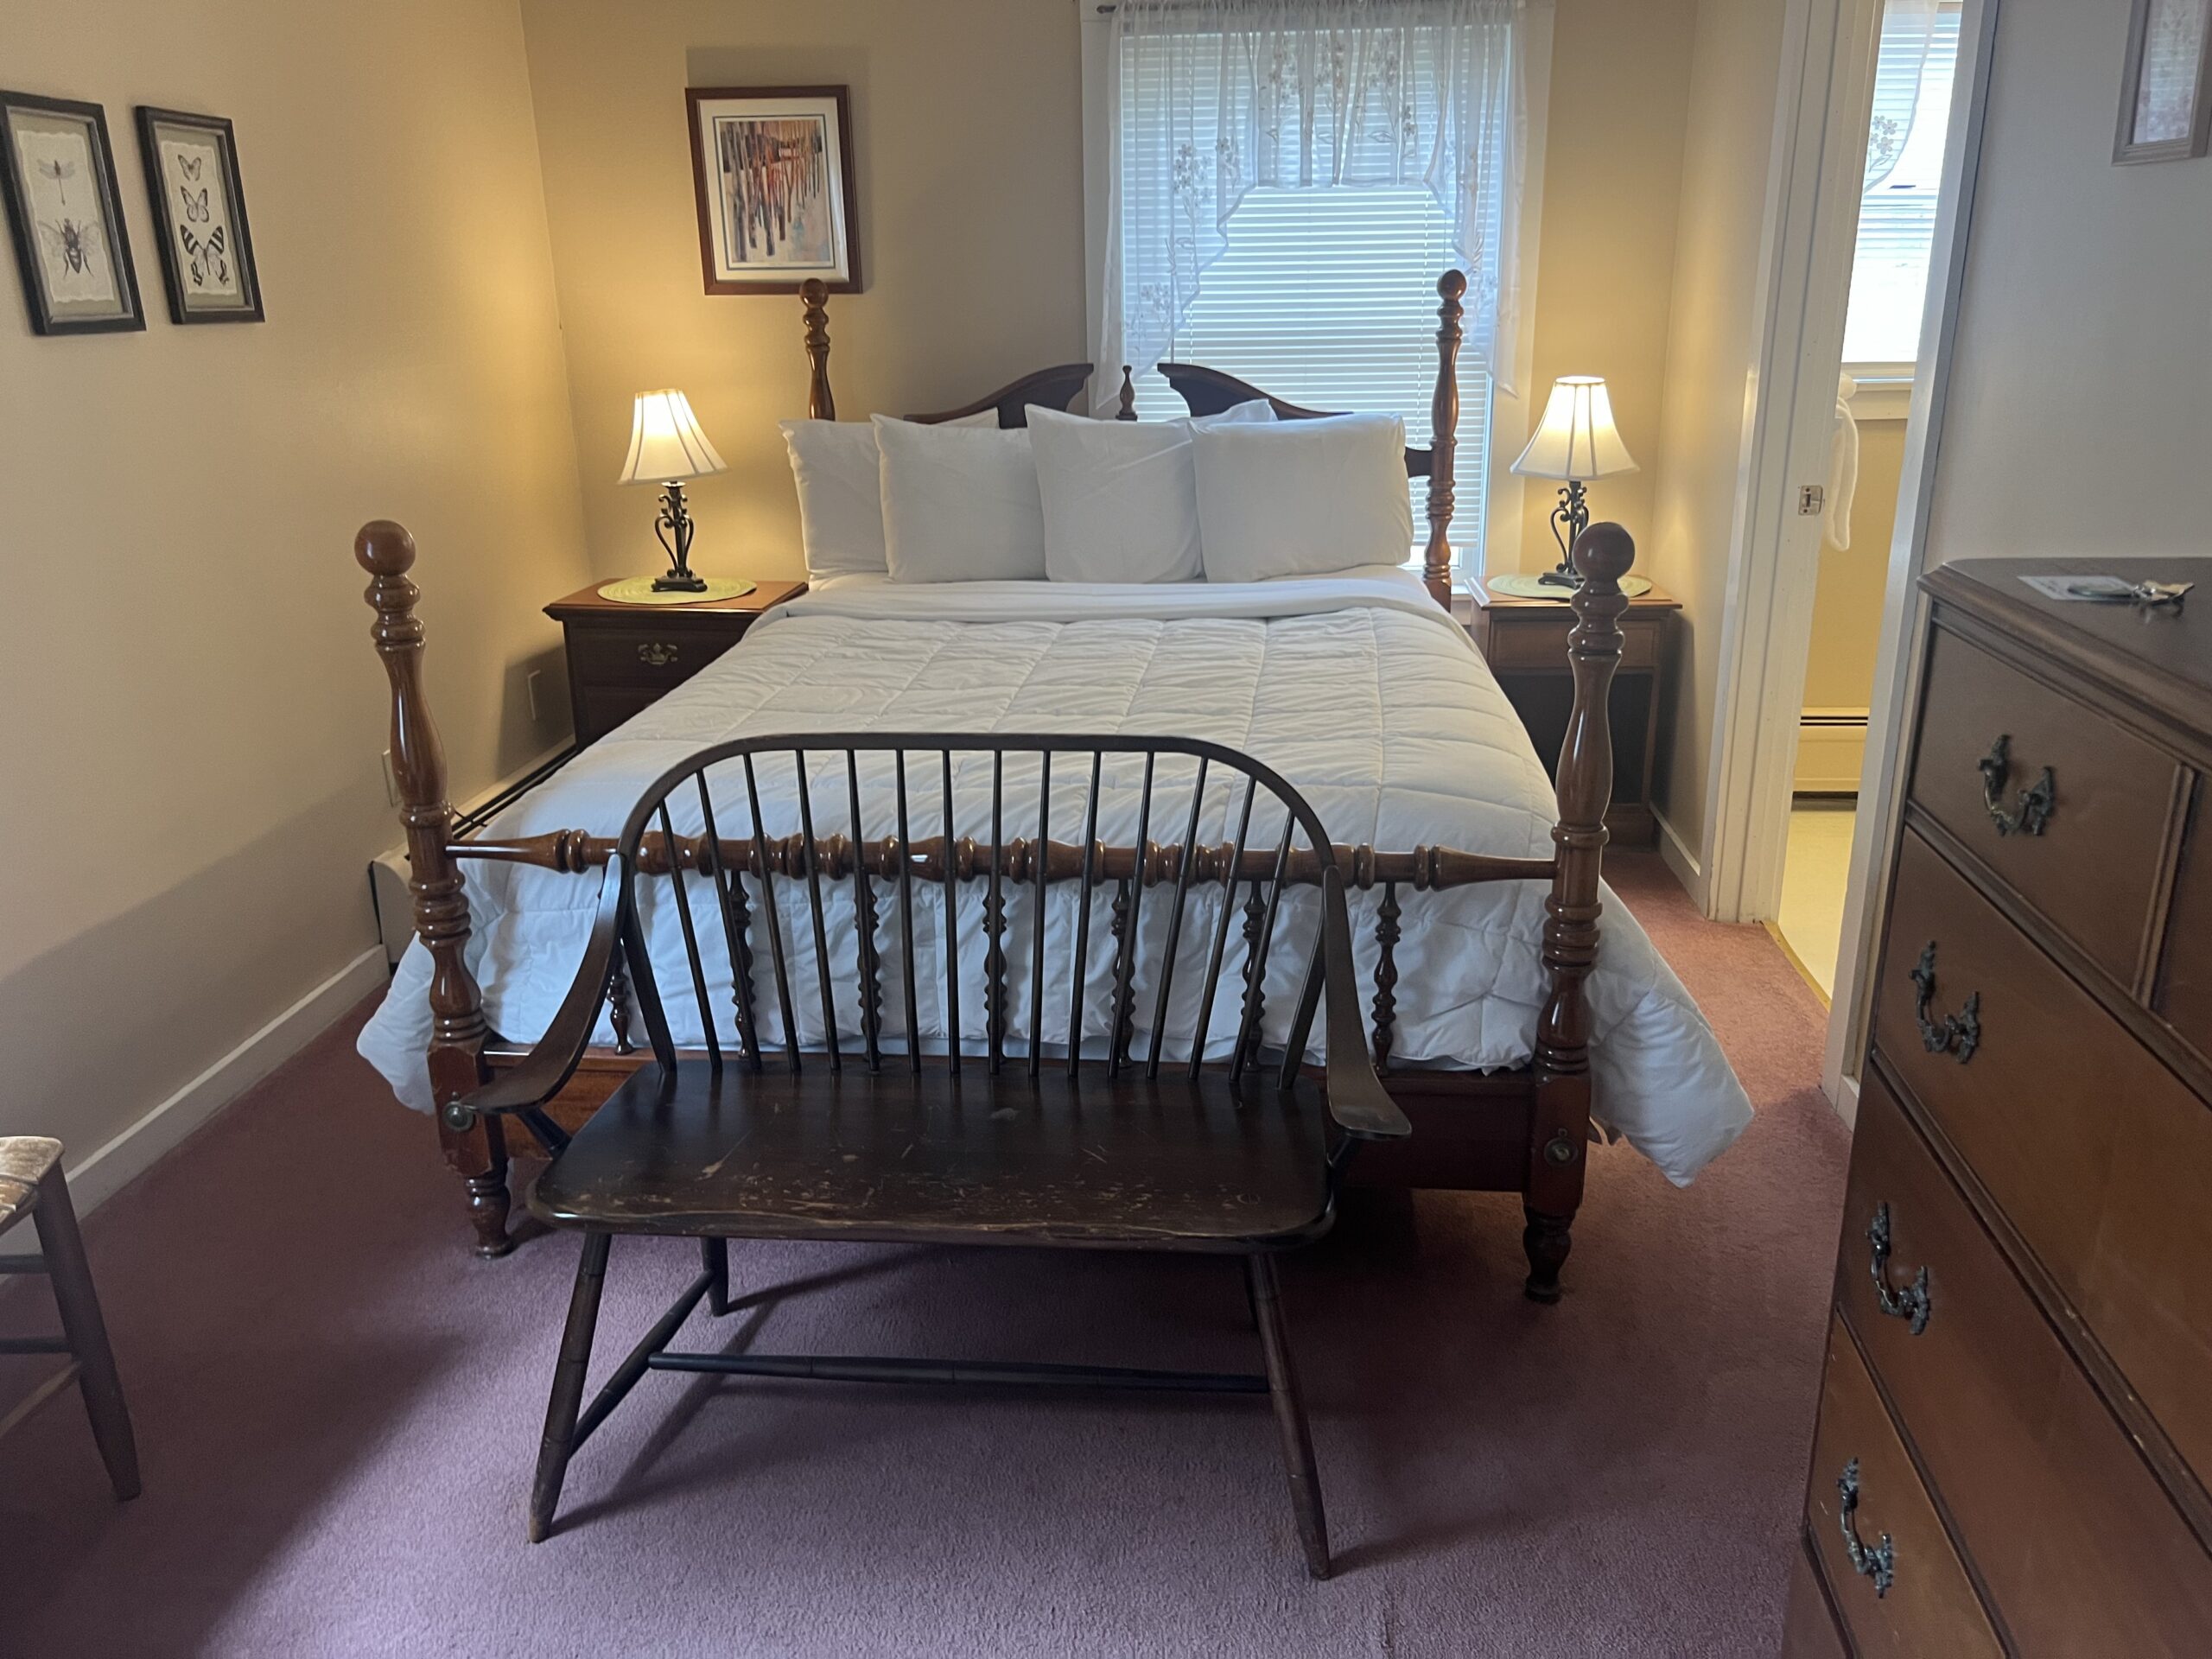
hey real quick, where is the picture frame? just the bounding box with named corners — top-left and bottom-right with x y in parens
top-left (136, 106), bottom-right (264, 324)
top-left (686, 86), bottom-right (861, 295)
top-left (2116, 0), bottom-right (2212, 163)
top-left (0, 91), bottom-right (143, 335)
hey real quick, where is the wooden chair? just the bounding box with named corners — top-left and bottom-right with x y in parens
top-left (0, 1137), bottom-right (140, 1499)
top-left (462, 734), bottom-right (1408, 1576)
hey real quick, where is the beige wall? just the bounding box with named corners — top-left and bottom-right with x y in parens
top-left (1802, 415), bottom-right (1904, 713)
top-left (1641, 0), bottom-right (1789, 855)
top-left (0, 0), bottom-right (589, 1156)
top-left (518, 0), bottom-right (1090, 586)
top-left (518, 0), bottom-right (1705, 586)
top-left (1509, 0), bottom-right (1699, 572)
top-left (1923, 0), bottom-right (2212, 565)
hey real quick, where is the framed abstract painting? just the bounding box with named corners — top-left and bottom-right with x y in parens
top-left (0, 91), bottom-right (144, 335)
top-left (136, 106), bottom-right (264, 323)
top-left (686, 86), bottom-right (860, 295)
top-left (2116, 0), bottom-right (2212, 162)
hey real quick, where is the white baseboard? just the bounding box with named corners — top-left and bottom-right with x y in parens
top-left (65, 946), bottom-right (388, 1217)
top-left (1652, 805), bottom-right (1709, 912)
top-left (1828, 1070), bottom-right (1860, 1131)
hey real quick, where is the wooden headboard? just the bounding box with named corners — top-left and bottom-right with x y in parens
top-left (792, 272), bottom-right (1467, 606)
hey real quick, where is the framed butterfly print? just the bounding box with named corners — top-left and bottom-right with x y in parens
top-left (0, 91), bottom-right (144, 334)
top-left (136, 107), bottom-right (262, 324)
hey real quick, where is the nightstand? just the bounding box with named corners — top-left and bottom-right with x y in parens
top-left (1459, 579), bottom-right (1681, 848)
top-left (546, 579), bottom-right (808, 745)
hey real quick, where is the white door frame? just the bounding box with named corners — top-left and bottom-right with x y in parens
top-left (1698, 0), bottom-right (1887, 929)
top-left (1821, 0), bottom-right (2004, 1111)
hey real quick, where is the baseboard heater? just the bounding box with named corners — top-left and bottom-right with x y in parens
top-left (1794, 707), bottom-right (1869, 796)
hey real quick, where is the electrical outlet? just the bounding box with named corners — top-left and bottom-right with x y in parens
top-left (527, 668), bottom-right (544, 724)
top-left (380, 749), bottom-right (398, 807)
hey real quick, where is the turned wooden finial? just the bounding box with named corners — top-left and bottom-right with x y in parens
top-left (355, 518), bottom-right (416, 578)
top-left (800, 278), bottom-right (834, 420)
top-left (1116, 365), bottom-right (1137, 421)
top-left (1422, 269), bottom-right (1467, 608)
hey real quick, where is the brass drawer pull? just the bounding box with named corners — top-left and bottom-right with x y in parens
top-left (1867, 1202), bottom-right (1932, 1334)
top-left (1911, 942), bottom-right (1980, 1064)
top-left (1837, 1459), bottom-right (1897, 1598)
top-left (637, 642), bottom-right (679, 667)
top-left (1977, 734), bottom-right (2054, 837)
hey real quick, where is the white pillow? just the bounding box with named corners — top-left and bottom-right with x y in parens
top-left (1191, 413), bottom-right (1415, 583)
top-left (1029, 407), bottom-right (1204, 584)
top-left (872, 415), bottom-right (1048, 582)
top-left (781, 420), bottom-right (887, 580)
top-left (1191, 397), bottom-right (1278, 427)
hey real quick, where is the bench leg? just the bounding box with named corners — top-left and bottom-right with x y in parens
top-left (530, 1230), bottom-right (611, 1542)
top-left (701, 1236), bottom-right (730, 1317)
top-left (1245, 1253), bottom-right (1330, 1580)
top-left (33, 1169), bottom-right (139, 1501)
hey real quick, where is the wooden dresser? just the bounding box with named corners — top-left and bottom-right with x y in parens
top-left (1785, 557), bottom-right (2212, 1656)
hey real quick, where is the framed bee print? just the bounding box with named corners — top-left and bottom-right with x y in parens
top-left (686, 86), bottom-right (861, 294)
top-left (0, 91), bottom-right (144, 335)
top-left (137, 107), bottom-right (263, 323)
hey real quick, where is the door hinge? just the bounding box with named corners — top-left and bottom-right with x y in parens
top-left (1799, 483), bottom-right (1827, 516)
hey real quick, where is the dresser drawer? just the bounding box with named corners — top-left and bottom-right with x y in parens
top-left (1874, 829), bottom-right (2212, 1488)
top-left (565, 625), bottom-right (740, 690)
top-left (1840, 1066), bottom-right (2212, 1649)
top-left (1907, 624), bottom-right (2177, 988)
top-left (1806, 1314), bottom-right (2000, 1658)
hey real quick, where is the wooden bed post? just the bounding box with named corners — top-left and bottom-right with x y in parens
top-left (1421, 270), bottom-right (1466, 608)
top-left (801, 278), bottom-right (834, 420)
top-left (356, 521), bottom-right (512, 1259)
top-left (1523, 521), bottom-right (1634, 1301)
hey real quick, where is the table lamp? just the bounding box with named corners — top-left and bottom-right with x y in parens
top-left (1510, 377), bottom-right (1637, 588)
top-left (620, 389), bottom-right (727, 593)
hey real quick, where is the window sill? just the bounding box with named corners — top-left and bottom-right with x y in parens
top-left (1842, 371), bottom-right (1914, 422)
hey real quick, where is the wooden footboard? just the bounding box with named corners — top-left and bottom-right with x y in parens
top-left (355, 512), bottom-right (1630, 1297)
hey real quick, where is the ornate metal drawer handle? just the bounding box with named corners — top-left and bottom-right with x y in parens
top-left (1837, 1459), bottom-right (1897, 1598)
top-left (1977, 734), bottom-right (2054, 837)
top-left (1910, 942), bottom-right (1980, 1064)
top-left (637, 642), bottom-right (679, 667)
top-left (1867, 1202), bottom-right (1932, 1334)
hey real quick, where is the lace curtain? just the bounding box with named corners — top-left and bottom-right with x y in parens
top-left (1100, 0), bottom-right (1523, 407)
top-left (1864, 0), bottom-right (1940, 188)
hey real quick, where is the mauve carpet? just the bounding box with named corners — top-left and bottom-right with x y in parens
top-left (0, 852), bottom-right (1848, 1658)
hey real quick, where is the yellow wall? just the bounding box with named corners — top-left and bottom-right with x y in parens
top-left (1803, 415), bottom-right (1905, 713)
top-left (1641, 0), bottom-right (1789, 855)
top-left (518, 0), bottom-right (1706, 586)
top-left (0, 0), bottom-right (589, 1157)
top-left (518, 0), bottom-right (1090, 585)
top-left (1509, 0), bottom-right (1698, 572)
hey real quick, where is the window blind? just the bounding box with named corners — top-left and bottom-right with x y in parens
top-left (1842, 3), bottom-right (1963, 368)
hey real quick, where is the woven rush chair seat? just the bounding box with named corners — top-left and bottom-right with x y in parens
top-left (0, 1135), bottom-right (63, 1228)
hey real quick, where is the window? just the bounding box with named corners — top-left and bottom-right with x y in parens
top-left (1840, 2), bottom-right (1963, 372)
top-left (1123, 188), bottom-right (1489, 550)
top-left (1101, 7), bottom-right (1517, 566)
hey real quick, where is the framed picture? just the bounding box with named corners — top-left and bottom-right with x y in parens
top-left (2117, 0), bottom-right (2212, 162)
top-left (686, 86), bottom-right (860, 295)
top-left (136, 106), bottom-right (263, 323)
top-left (0, 91), bottom-right (143, 334)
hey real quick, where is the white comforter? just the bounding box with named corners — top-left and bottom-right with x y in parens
top-left (359, 570), bottom-right (1751, 1184)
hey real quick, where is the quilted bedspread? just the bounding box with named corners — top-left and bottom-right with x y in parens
top-left (358, 570), bottom-right (1751, 1184)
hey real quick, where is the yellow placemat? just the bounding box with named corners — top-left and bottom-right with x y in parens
top-left (596, 575), bottom-right (758, 606)
top-left (1484, 572), bottom-right (1654, 601)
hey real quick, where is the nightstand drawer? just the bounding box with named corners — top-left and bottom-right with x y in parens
top-left (566, 626), bottom-right (738, 690)
top-left (1906, 624), bottom-right (2176, 988)
top-left (575, 685), bottom-right (667, 742)
top-left (1475, 609), bottom-right (1665, 672)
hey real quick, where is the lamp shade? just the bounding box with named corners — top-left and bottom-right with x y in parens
top-left (619, 389), bottom-right (727, 485)
top-left (1510, 377), bottom-right (1637, 481)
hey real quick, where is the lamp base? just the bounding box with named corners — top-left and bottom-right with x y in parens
top-left (650, 570), bottom-right (709, 594)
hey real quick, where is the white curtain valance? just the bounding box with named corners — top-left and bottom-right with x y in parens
top-left (1103, 0), bottom-right (1524, 401)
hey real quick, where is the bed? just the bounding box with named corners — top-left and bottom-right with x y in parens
top-left (356, 272), bottom-right (1751, 1298)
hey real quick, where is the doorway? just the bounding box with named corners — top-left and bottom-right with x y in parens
top-left (1770, 0), bottom-right (1966, 1001)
